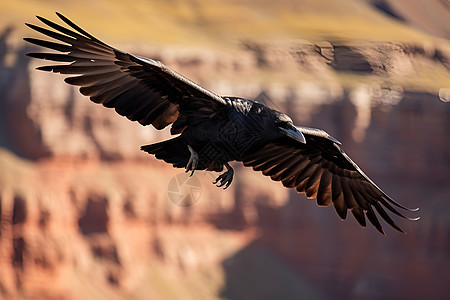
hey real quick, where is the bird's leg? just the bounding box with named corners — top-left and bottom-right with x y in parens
top-left (185, 145), bottom-right (199, 177)
top-left (213, 162), bottom-right (234, 189)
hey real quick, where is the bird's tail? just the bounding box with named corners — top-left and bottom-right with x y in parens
top-left (140, 137), bottom-right (189, 168)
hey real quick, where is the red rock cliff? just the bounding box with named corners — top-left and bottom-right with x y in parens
top-left (0, 29), bottom-right (450, 299)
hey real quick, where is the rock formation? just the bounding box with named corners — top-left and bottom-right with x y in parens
top-left (0, 25), bottom-right (449, 299)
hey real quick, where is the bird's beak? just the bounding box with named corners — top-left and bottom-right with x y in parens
top-left (279, 125), bottom-right (306, 144)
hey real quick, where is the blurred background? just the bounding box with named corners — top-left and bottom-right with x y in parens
top-left (0, 0), bottom-right (449, 299)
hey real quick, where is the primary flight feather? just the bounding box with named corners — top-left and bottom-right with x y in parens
top-left (25, 13), bottom-right (418, 235)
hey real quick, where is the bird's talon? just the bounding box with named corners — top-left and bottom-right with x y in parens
top-left (186, 145), bottom-right (199, 176)
top-left (224, 181), bottom-right (231, 189)
top-left (213, 163), bottom-right (234, 189)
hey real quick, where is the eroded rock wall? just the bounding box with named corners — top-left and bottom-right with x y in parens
top-left (1, 32), bottom-right (450, 299)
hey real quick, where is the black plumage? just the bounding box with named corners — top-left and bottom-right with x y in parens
top-left (25, 13), bottom-right (418, 234)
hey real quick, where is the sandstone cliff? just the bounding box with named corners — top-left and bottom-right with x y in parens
top-left (0, 22), bottom-right (450, 300)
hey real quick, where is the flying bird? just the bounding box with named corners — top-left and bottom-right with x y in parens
top-left (24, 13), bottom-right (418, 235)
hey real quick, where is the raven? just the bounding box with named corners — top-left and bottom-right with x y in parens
top-left (25, 13), bottom-right (418, 234)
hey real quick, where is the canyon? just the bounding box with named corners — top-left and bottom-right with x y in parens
top-left (0, 24), bottom-right (450, 299)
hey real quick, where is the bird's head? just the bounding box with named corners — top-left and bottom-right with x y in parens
top-left (275, 113), bottom-right (306, 144)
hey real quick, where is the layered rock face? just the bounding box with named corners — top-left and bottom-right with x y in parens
top-left (1, 28), bottom-right (450, 299)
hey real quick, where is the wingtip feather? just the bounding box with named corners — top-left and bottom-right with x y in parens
top-left (36, 65), bottom-right (55, 72)
top-left (383, 193), bottom-right (419, 212)
top-left (36, 15), bottom-right (47, 23)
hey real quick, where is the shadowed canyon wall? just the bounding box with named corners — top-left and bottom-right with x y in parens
top-left (0, 26), bottom-right (450, 299)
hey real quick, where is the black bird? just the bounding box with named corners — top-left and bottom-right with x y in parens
top-left (24, 13), bottom-right (418, 234)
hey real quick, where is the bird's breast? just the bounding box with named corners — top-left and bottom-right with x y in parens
top-left (181, 108), bottom-right (270, 162)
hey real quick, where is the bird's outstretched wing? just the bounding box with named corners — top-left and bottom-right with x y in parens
top-left (24, 13), bottom-right (226, 130)
top-left (241, 131), bottom-right (418, 235)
